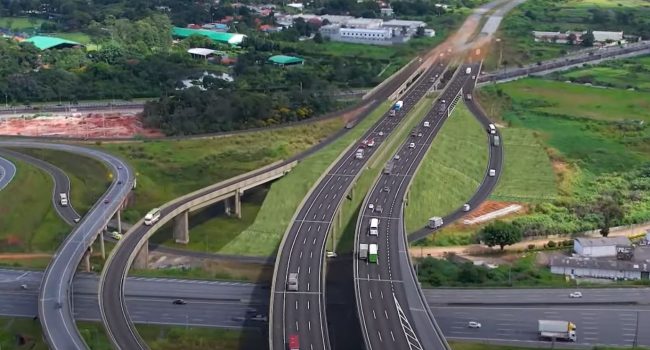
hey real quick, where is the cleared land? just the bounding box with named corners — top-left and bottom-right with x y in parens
top-left (490, 127), bottom-right (557, 202)
top-left (0, 156), bottom-right (68, 255)
top-left (219, 102), bottom-right (392, 256)
top-left (405, 103), bottom-right (489, 233)
top-left (498, 79), bottom-right (650, 122)
top-left (98, 117), bottom-right (343, 223)
top-left (19, 148), bottom-right (109, 215)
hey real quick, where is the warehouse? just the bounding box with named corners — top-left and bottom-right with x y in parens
top-left (573, 237), bottom-right (631, 258)
top-left (550, 256), bottom-right (650, 280)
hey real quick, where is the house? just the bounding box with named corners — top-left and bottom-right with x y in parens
top-left (287, 2), bottom-right (304, 10)
top-left (532, 31), bottom-right (583, 44)
top-left (573, 237), bottom-right (631, 258)
top-left (187, 48), bottom-right (218, 60)
top-left (201, 23), bottom-right (229, 32)
top-left (344, 18), bottom-right (383, 29)
top-left (550, 255), bottom-right (650, 280)
top-left (259, 24), bottom-right (282, 33)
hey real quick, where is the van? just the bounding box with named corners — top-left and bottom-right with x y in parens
top-left (59, 193), bottom-right (68, 206)
top-left (489, 169), bottom-right (496, 177)
top-left (144, 208), bottom-right (161, 226)
top-left (488, 124), bottom-right (496, 134)
top-left (369, 218), bottom-right (379, 236)
top-left (355, 149), bottom-right (364, 159)
top-left (492, 135), bottom-right (500, 147)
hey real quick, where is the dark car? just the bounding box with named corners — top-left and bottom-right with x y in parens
top-left (173, 299), bottom-right (186, 305)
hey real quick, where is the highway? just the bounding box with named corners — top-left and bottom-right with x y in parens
top-left (0, 148), bottom-right (82, 224)
top-left (0, 155), bottom-right (16, 190)
top-left (0, 140), bottom-right (134, 350)
top-left (98, 53), bottom-right (432, 350)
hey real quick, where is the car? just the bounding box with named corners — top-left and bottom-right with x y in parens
top-left (20, 284), bottom-right (28, 290)
top-left (173, 299), bottom-right (187, 305)
top-left (569, 291), bottom-right (582, 298)
top-left (117, 180), bottom-right (123, 185)
top-left (110, 231), bottom-right (123, 240)
top-left (378, 131), bottom-right (384, 136)
top-left (367, 139), bottom-right (376, 147)
top-left (250, 314), bottom-right (268, 322)
top-left (326, 251), bottom-right (337, 258)
top-left (417, 132), bottom-right (423, 137)
top-left (74, 218), bottom-right (80, 223)
top-left (463, 204), bottom-right (471, 212)
top-left (382, 186), bottom-right (390, 193)
top-left (468, 321), bottom-right (481, 328)
top-left (368, 203), bottom-right (374, 211)
top-left (394, 155), bottom-right (400, 160)
top-left (375, 205), bottom-right (383, 213)
top-left (117, 165), bottom-right (123, 170)
top-left (409, 142), bottom-right (415, 148)
top-left (411, 131), bottom-right (418, 137)
top-left (489, 169), bottom-right (496, 177)
top-left (104, 199), bottom-right (110, 204)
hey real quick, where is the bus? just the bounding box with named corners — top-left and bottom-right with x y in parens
top-left (144, 208), bottom-right (161, 226)
top-left (369, 244), bottom-right (378, 263)
top-left (369, 218), bottom-right (379, 236)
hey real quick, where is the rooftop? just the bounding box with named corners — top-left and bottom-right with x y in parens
top-left (550, 255), bottom-right (650, 272)
top-left (187, 48), bottom-right (217, 56)
top-left (172, 27), bottom-right (246, 45)
top-left (23, 36), bottom-right (83, 50)
top-left (268, 55), bottom-right (304, 65)
top-left (383, 19), bottom-right (426, 27)
top-left (575, 237), bottom-right (631, 247)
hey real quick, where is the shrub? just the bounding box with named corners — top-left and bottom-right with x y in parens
top-left (547, 240), bottom-right (557, 248)
top-left (527, 244), bottom-right (535, 250)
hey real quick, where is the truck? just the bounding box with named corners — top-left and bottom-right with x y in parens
top-left (289, 334), bottom-right (300, 350)
top-left (369, 218), bottom-right (379, 236)
top-left (465, 67), bottom-right (472, 74)
top-left (287, 273), bottom-right (299, 292)
top-left (383, 161), bottom-right (393, 175)
top-left (538, 320), bottom-right (577, 342)
top-left (394, 100), bottom-right (404, 111)
top-left (359, 243), bottom-right (369, 260)
top-left (368, 244), bottom-right (378, 263)
top-left (355, 149), bottom-right (364, 159)
top-left (427, 216), bottom-right (443, 229)
top-left (59, 193), bottom-right (68, 206)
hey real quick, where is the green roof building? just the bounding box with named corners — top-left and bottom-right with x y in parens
top-left (23, 36), bottom-right (83, 50)
top-left (268, 55), bottom-right (305, 66)
top-left (172, 27), bottom-right (246, 46)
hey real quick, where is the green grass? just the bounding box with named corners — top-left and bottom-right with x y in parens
top-left (498, 79), bottom-right (650, 122)
top-left (219, 102), bottom-right (393, 256)
top-left (19, 148), bottom-right (110, 215)
top-left (52, 32), bottom-right (93, 44)
top-left (491, 127), bottom-right (558, 202)
top-left (97, 118), bottom-right (343, 223)
top-left (449, 342), bottom-right (650, 350)
top-left (405, 103), bottom-right (489, 233)
top-left (0, 17), bottom-right (45, 31)
top-left (558, 55), bottom-right (650, 91)
top-left (0, 156), bottom-right (68, 253)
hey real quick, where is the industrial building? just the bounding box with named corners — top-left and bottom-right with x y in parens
top-left (22, 36), bottom-right (84, 50)
top-left (172, 27), bottom-right (246, 46)
top-left (573, 237), bottom-right (631, 258)
top-left (550, 255), bottom-right (650, 280)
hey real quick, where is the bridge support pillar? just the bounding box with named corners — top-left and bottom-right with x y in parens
top-left (117, 210), bottom-right (122, 234)
top-left (225, 190), bottom-right (242, 219)
top-left (99, 230), bottom-right (105, 260)
top-left (83, 249), bottom-right (91, 272)
top-left (133, 242), bottom-right (149, 269)
top-left (234, 190), bottom-right (242, 219)
top-left (174, 210), bottom-right (189, 244)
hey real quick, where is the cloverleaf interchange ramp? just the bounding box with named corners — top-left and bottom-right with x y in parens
top-left (0, 155), bottom-right (16, 191)
top-left (0, 139), bottom-right (134, 350)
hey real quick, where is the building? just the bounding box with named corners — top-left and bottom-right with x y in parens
top-left (259, 24), bottom-right (282, 33)
top-left (187, 48), bottom-right (226, 60)
top-left (574, 237), bottom-right (631, 258)
top-left (320, 24), bottom-right (396, 45)
top-left (172, 27), bottom-right (246, 46)
top-left (550, 255), bottom-right (650, 280)
top-left (268, 55), bottom-right (305, 66)
top-left (344, 18), bottom-right (383, 29)
top-left (201, 23), bottom-right (230, 32)
top-left (319, 15), bottom-right (355, 25)
top-left (382, 19), bottom-right (426, 31)
top-left (593, 31), bottom-right (623, 43)
top-left (22, 36), bottom-right (84, 50)
top-left (380, 7), bottom-right (394, 17)
top-left (532, 31), bottom-right (583, 44)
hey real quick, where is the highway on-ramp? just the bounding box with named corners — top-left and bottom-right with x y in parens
top-left (0, 140), bottom-right (134, 350)
top-left (0, 155), bottom-right (16, 191)
top-left (270, 59), bottom-right (451, 350)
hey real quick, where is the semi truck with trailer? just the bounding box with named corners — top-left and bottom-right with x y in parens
top-left (368, 244), bottom-right (378, 263)
top-left (538, 320), bottom-right (577, 342)
top-left (359, 244), bottom-right (369, 260)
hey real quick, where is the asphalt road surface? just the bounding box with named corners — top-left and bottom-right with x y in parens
top-left (271, 60), bottom-right (451, 350)
top-left (99, 53), bottom-right (432, 350)
top-left (0, 155), bottom-right (16, 191)
top-left (0, 140), bottom-right (134, 350)
top-left (0, 148), bottom-right (81, 224)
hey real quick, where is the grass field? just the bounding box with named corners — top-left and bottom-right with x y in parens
top-left (558, 55), bottom-right (650, 91)
top-left (0, 156), bottom-right (68, 254)
top-left (448, 341), bottom-right (650, 350)
top-left (218, 102), bottom-right (392, 256)
top-left (0, 17), bottom-right (44, 31)
top-left (405, 103), bottom-right (489, 233)
top-left (498, 79), bottom-right (650, 122)
top-left (19, 148), bottom-right (109, 215)
top-left (491, 127), bottom-right (558, 202)
top-left (52, 32), bottom-right (93, 44)
top-left (0, 317), bottom-right (261, 350)
top-left (97, 118), bottom-right (343, 223)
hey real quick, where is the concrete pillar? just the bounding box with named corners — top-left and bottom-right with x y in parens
top-left (117, 210), bottom-right (122, 234)
top-left (99, 230), bottom-right (105, 260)
top-left (133, 242), bottom-right (149, 269)
top-left (173, 210), bottom-right (189, 244)
top-left (234, 190), bottom-right (242, 219)
top-left (224, 197), bottom-right (232, 216)
top-left (83, 250), bottom-right (91, 272)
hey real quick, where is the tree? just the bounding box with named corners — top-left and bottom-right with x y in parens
top-left (314, 32), bottom-right (324, 44)
top-left (568, 33), bottom-right (577, 45)
top-left (581, 31), bottom-right (595, 47)
top-left (479, 221), bottom-right (523, 250)
top-left (416, 26), bottom-right (425, 37)
top-left (595, 195), bottom-right (625, 237)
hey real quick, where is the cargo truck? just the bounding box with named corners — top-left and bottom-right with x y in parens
top-left (359, 244), bottom-right (369, 260)
top-left (427, 216), bottom-right (443, 229)
top-left (538, 320), bottom-right (577, 342)
top-left (394, 100), bottom-right (403, 111)
top-left (368, 244), bottom-right (378, 263)
top-left (369, 218), bottom-right (379, 236)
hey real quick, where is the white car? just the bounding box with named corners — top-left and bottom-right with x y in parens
top-left (468, 321), bottom-right (481, 328)
top-left (569, 291), bottom-right (582, 298)
top-left (408, 143), bottom-right (415, 148)
top-left (326, 251), bottom-right (337, 258)
top-left (394, 155), bottom-right (400, 160)
top-left (378, 131), bottom-right (384, 136)
top-left (368, 203), bottom-right (375, 211)
top-left (463, 204), bottom-right (471, 212)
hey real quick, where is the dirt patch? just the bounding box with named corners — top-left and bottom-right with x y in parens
top-left (0, 112), bottom-right (163, 139)
top-left (460, 200), bottom-right (527, 225)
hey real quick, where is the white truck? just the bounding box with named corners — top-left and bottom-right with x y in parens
top-left (368, 244), bottom-right (378, 263)
top-left (394, 100), bottom-right (404, 111)
top-left (359, 243), bottom-right (369, 260)
top-left (538, 320), bottom-right (577, 342)
top-left (59, 193), bottom-right (68, 206)
top-left (144, 208), bottom-right (161, 226)
top-left (369, 218), bottom-right (379, 236)
top-left (427, 216), bottom-right (443, 229)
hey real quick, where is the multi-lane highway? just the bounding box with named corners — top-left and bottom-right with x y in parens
top-left (0, 148), bottom-right (82, 224)
top-left (0, 140), bottom-right (134, 350)
top-left (0, 155), bottom-right (16, 191)
top-left (270, 60), bottom-right (450, 350)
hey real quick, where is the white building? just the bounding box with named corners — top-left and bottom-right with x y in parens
top-left (345, 18), bottom-right (383, 29)
top-left (380, 7), bottom-right (394, 17)
top-left (573, 237), bottom-right (631, 258)
top-left (383, 19), bottom-right (426, 30)
top-left (593, 31), bottom-right (624, 42)
top-left (550, 256), bottom-right (650, 280)
top-left (320, 15), bottom-right (355, 25)
top-left (339, 27), bottom-right (393, 40)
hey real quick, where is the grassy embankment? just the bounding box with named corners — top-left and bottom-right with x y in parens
top-left (404, 102), bottom-right (489, 234)
top-left (483, 0), bottom-right (650, 70)
top-left (0, 317), bottom-right (262, 350)
top-left (556, 56), bottom-right (650, 91)
top-left (0, 156), bottom-right (68, 267)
